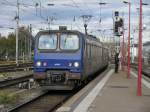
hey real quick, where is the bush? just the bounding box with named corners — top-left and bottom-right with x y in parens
top-left (0, 92), bottom-right (19, 104)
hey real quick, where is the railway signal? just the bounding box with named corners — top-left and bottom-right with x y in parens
top-left (113, 11), bottom-right (125, 71)
top-left (114, 11), bottom-right (124, 36)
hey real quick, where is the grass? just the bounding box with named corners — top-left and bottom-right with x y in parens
top-left (0, 91), bottom-right (20, 104)
top-left (0, 73), bottom-right (9, 79)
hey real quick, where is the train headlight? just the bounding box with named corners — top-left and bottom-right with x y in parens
top-left (69, 63), bottom-right (72, 67)
top-left (36, 61), bottom-right (41, 67)
top-left (74, 62), bottom-right (79, 67)
top-left (43, 62), bottom-right (47, 67)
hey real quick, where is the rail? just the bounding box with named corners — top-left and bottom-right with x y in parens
top-left (8, 91), bottom-right (72, 112)
top-left (131, 64), bottom-right (150, 78)
top-left (0, 74), bottom-right (33, 89)
top-left (0, 63), bottom-right (33, 73)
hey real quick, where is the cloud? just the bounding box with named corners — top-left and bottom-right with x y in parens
top-left (0, 0), bottom-right (149, 43)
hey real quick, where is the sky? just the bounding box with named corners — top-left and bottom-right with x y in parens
top-left (0, 0), bottom-right (149, 43)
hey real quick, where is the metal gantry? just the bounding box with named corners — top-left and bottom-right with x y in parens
top-left (81, 15), bottom-right (92, 35)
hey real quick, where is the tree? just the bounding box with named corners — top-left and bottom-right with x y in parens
top-left (0, 26), bottom-right (34, 61)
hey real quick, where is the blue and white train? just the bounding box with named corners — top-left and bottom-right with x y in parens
top-left (34, 29), bottom-right (109, 90)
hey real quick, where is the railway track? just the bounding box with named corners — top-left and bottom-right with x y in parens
top-left (0, 74), bottom-right (33, 89)
top-left (7, 91), bottom-right (73, 112)
top-left (142, 68), bottom-right (150, 78)
top-left (5, 67), bottom-right (108, 112)
top-left (131, 64), bottom-right (150, 78)
top-left (0, 63), bottom-right (33, 73)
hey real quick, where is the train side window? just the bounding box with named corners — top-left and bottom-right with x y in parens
top-left (99, 46), bottom-right (101, 57)
top-left (87, 44), bottom-right (91, 59)
top-left (101, 47), bottom-right (102, 56)
top-left (98, 47), bottom-right (99, 57)
top-left (93, 45), bottom-right (95, 58)
top-left (90, 45), bottom-right (92, 59)
top-left (86, 43), bottom-right (88, 56)
top-left (95, 46), bottom-right (96, 57)
top-left (91, 45), bottom-right (94, 58)
top-left (94, 46), bottom-right (96, 58)
top-left (89, 44), bottom-right (90, 59)
top-left (96, 46), bottom-right (98, 57)
top-left (104, 48), bottom-right (106, 60)
top-left (87, 44), bottom-right (89, 59)
top-left (103, 48), bottom-right (105, 59)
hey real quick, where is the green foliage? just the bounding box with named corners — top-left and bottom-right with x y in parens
top-left (0, 33), bottom-right (16, 60)
top-left (0, 26), bottom-right (34, 60)
top-left (0, 92), bottom-right (14, 104)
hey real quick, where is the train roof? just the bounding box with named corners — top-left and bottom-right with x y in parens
top-left (36, 30), bottom-right (98, 39)
top-left (36, 30), bottom-right (84, 35)
top-left (86, 34), bottom-right (100, 42)
top-left (36, 30), bottom-right (102, 44)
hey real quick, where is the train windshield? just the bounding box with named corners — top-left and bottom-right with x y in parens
top-left (60, 34), bottom-right (79, 50)
top-left (38, 34), bottom-right (57, 50)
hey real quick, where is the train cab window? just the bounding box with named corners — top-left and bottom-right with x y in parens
top-left (60, 34), bottom-right (79, 50)
top-left (38, 34), bottom-right (57, 50)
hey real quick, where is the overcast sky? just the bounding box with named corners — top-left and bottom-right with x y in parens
top-left (0, 0), bottom-right (149, 43)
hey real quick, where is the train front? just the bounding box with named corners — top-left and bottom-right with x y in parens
top-left (34, 30), bottom-right (83, 90)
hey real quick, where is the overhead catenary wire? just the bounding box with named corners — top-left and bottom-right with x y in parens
top-left (81, 0), bottom-right (94, 15)
top-left (70, 0), bottom-right (84, 14)
top-left (1, 0), bottom-right (48, 23)
top-left (2, 2), bottom-right (57, 33)
top-left (1, 0), bottom-right (16, 6)
top-left (1, 0), bottom-right (95, 33)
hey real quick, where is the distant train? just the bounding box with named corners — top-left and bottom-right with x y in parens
top-left (34, 29), bottom-right (109, 90)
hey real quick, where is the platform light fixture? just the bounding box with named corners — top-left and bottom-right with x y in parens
top-left (99, 2), bottom-right (107, 24)
top-left (137, 1), bottom-right (149, 96)
top-left (123, 0), bottom-right (131, 79)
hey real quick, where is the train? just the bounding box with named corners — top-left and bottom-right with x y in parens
top-left (33, 28), bottom-right (109, 90)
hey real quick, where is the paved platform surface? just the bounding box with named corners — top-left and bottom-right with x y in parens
top-left (87, 70), bottom-right (150, 112)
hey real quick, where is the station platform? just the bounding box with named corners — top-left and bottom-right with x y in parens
top-left (56, 67), bottom-right (150, 112)
top-left (85, 70), bottom-right (150, 112)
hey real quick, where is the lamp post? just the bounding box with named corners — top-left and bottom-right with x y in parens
top-left (121, 24), bottom-right (125, 71)
top-left (123, 0), bottom-right (131, 79)
top-left (121, 12), bottom-right (125, 71)
top-left (99, 2), bottom-right (107, 24)
top-left (47, 3), bottom-right (55, 31)
top-left (15, 0), bottom-right (20, 66)
top-left (47, 16), bottom-right (56, 30)
top-left (130, 37), bottom-right (134, 63)
top-left (137, 1), bottom-right (149, 96)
